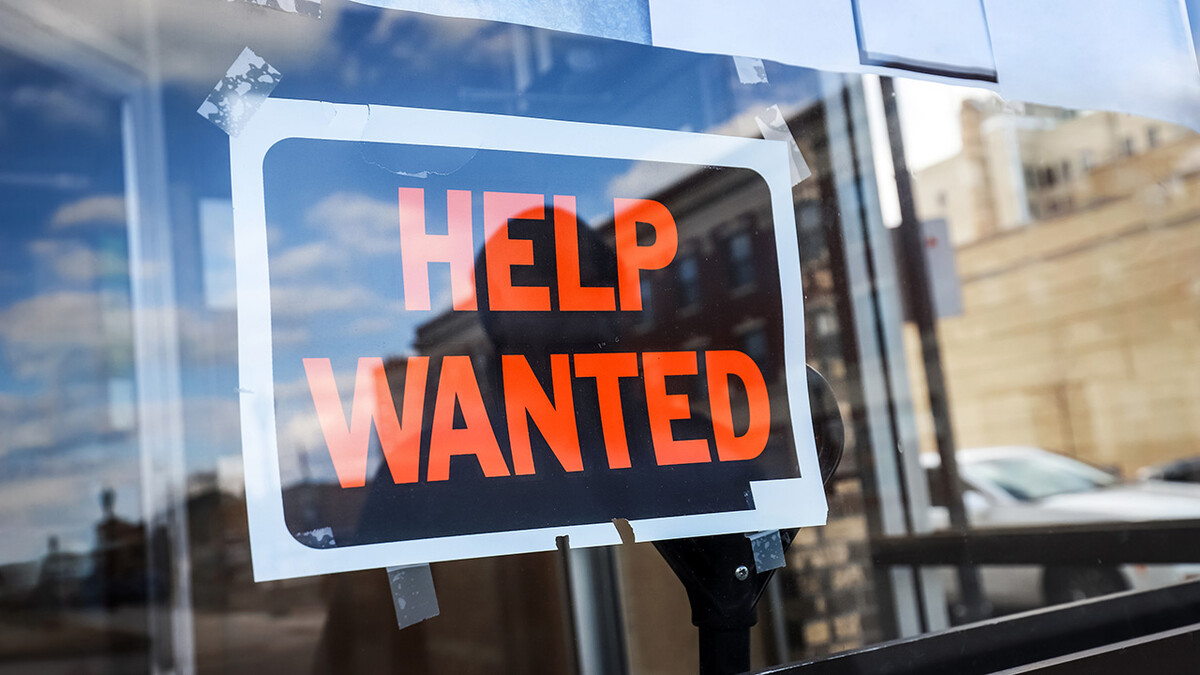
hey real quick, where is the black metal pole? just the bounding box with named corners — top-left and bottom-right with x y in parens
top-left (699, 626), bottom-right (751, 675)
top-left (658, 367), bottom-right (845, 674)
top-left (878, 76), bottom-right (989, 622)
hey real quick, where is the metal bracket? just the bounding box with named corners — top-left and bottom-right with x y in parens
top-left (656, 365), bottom-right (844, 675)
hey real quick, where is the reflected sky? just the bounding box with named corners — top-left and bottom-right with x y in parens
top-left (0, 51), bottom-right (139, 564)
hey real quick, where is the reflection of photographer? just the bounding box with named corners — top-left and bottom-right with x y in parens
top-left (346, 196), bottom-right (795, 547)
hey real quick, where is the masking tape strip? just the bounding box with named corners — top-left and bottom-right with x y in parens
top-left (386, 564), bottom-right (440, 630)
top-left (746, 530), bottom-right (786, 572)
top-left (733, 56), bottom-right (768, 84)
top-left (197, 47), bottom-right (283, 138)
top-left (754, 104), bottom-right (811, 186)
top-left (228, 0), bottom-right (321, 18)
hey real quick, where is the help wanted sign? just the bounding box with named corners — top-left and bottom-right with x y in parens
top-left (229, 99), bottom-right (826, 581)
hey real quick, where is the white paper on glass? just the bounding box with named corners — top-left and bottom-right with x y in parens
top-left (353, 0), bottom-right (1200, 130)
top-left (229, 98), bottom-right (827, 581)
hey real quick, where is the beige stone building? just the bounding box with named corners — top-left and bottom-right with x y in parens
top-left (910, 101), bottom-right (1200, 475)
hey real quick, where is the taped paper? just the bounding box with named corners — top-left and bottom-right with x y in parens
top-left (853, 0), bottom-right (996, 81)
top-left (650, 0), bottom-right (1200, 130)
top-left (327, 0), bottom-right (1200, 129)
top-left (733, 56), bottom-right (768, 84)
top-left (231, 98), bottom-right (828, 581)
top-left (746, 529), bottom-right (786, 572)
top-left (349, 0), bottom-right (652, 44)
top-left (755, 105), bottom-right (811, 186)
top-left (228, 0), bottom-right (321, 18)
top-left (386, 564), bottom-right (440, 630)
top-left (196, 47), bottom-right (283, 137)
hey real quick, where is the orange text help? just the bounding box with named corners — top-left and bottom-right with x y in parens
top-left (398, 188), bottom-right (675, 312)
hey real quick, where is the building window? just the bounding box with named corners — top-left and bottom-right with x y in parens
top-left (739, 326), bottom-right (770, 372)
top-left (1122, 136), bottom-right (1136, 156)
top-left (1081, 150), bottom-right (1094, 172)
top-left (1060, 160), bottom-right (1071, 181)
top-left (814, 310), bottom-right (839, 336)
top-left (676, 255), bottom-right (701, 309)
top-left (1148, 126), bottom-right (1161, 148)
top-left (635, 278), bottom-right (654, 329)
top-left (796, 200), bottom-right (821, 231)
top-left (726, 230), bottom-right (755, 289)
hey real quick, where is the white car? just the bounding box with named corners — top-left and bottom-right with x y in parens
top-left (923, 446), bottom-right (1200, 610)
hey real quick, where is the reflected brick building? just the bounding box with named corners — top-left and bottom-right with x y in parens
top-left (913, 101), bottom-right (1200, 476)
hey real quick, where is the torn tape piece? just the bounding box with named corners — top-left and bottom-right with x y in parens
top-left (746, 530), bottom-right (786, 572)
top-left (228, 0), bottom-right (321, 18)
top-left (733, 56), bottom-right (768, 84)
top-left (754, 104), bottom-right (811, 186)
top-left (197, 47), bottom-right (283, 137)
top-left (294, 527), bottom-right (335, 548)
top-left (386, 564), bottom-right (440, 630)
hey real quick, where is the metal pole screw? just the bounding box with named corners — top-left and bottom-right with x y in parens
top-left (734, 566), bottom-right (750, 581)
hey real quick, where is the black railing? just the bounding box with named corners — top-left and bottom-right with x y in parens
top-left (758, 521), bottom-right (1200, 674)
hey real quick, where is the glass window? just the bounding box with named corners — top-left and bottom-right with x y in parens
top-left (2, 2), bottom-right (1199, 673)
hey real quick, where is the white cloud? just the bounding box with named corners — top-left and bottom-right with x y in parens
top-left (266, 224), bottom-right (285, 248)
top-left (51, 194), bottom-right (126, 229)
top-left (179, 396), bottom-right (243, 451)
top-left (0, 290), bottom-right (111, 349)
top-left (0, 388), bottom-right (117, 461)
top-left (347, 315), bottom-right (394, 335)
top-left (271, 283), bottom-right (378, 318)
top-left (29, 239), bottom-right (101, 283)
top-left (273, 369), bottom-right (357, 404)
top-left (0, 172), bottom-right (90, 191)
top-left (271, 241), bottom-right (349, 279)
top-left (271, 326), bottom-right (312, 347)
top-left (304, 191), bottom-right (401, 255)
top-left (176, 307), bottom-right (238, 365)
top-left (9, 83), bottom-right (112, 135)
top-left (0, 289), bottom-right (245, 376)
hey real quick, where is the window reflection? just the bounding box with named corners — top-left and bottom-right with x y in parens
top-left (0, 48), bottom-right (149, 668)
top-left (909, 95), bottom-right (1200, 617)
top-left (2, 0), bottom-right (1200, 672)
